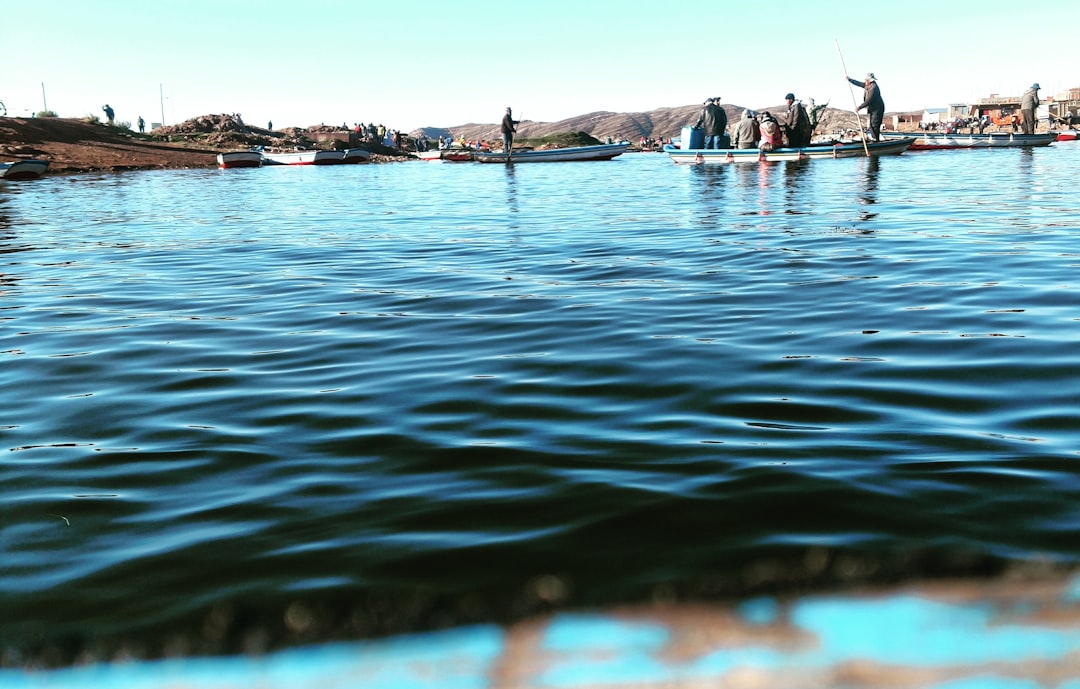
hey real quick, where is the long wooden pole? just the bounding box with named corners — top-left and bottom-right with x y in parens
top-left (835, 39), bottom-right (870, 157)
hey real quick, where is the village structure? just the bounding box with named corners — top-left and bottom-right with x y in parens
top-left (893, 86), bottom-right (1080, 130)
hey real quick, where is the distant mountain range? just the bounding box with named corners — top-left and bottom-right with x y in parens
top-left (420, 103), bottom-right (874, 142)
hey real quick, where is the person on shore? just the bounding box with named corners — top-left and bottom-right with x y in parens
top-left (501, 107), bottom-right (518, 153)
top-left (846, 73), bottom-right (885, 141)
top-left (102, 104), bottom-right (114, 125)
top-left (732, 109), bottom-right (760, 149)
top-left (758, 111), bottom-right (782, 151)
top-left (694, 97), bottom-right (728, 150)
top-left (1021, 83), bottom-right (1040, 135)
top-left (781, 93), bottom-right (812, 147)
top-left (137, 116), bottom-right (145, 133)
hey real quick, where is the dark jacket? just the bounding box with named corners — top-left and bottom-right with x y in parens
top-left (783, 102), bottom-right (812, 144)
top-left (501, 113), bottom-right (517, 135)
top-left (849, 77), bottom-right (884, 114)
top-left (694, 103), bottom-right (728, 136)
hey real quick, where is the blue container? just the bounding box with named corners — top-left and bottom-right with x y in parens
top-left (681, 126), bottom-right (704, 150)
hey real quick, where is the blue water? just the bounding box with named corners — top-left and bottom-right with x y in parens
top-left (3, 145), bottom-right (1080, 663)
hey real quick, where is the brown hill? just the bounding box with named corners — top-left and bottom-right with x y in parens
top-left (423, 103), bottom-right (864, 143)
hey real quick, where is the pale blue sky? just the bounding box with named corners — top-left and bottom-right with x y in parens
top-left (3, 0), bottom-right (1075, 131)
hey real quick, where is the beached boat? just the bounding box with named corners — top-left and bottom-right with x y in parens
top-left (216, 151), bottom-right (262, 169)
top-left (0, 159), bottom-right (49, 180)
top-left (416, 149), bottom-right (474, 162)
top-left (880, 131), bottom-right (1056, 150)
top-left (472, 143), bottom-right (630, 163)
top-left (1055, 131), bottom-right (1078, 142)
top-left (664, 138), bottom-right (914, 164)
top-left (261, 150), bottom-right (346, 166)
top-left (342, 148), bottom-right (372, 163)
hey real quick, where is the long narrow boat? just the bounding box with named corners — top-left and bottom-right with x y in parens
top-left (880, 131), bottom-right (1056, 150)
top-left (473, 142), bottom-right (630, 163)
top-left (261, 150), bottom-right (346, 166)
top-left (216, 151), bottom-right (262, 169)
top-left (1055, 130), bottom-right (1078, 142)
top-left (342, 148), bottom-right (372, 163)
top-left (664, 138), bottom-right (914, 164)
top-left (0, 159), bottom-right (49, 180)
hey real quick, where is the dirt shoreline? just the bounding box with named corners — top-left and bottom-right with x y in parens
top-left (0, 117), bottom-right (408, 174)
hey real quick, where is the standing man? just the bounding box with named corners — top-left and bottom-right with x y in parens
top-left (501, 107), bottom-right (518, 153)
top-left (1021, 83), bottom-right (1040, 135)
top-left (847, 73), bottom-right (885, 141)
top-left (102, 104), bottom-right (115, 125)
top-left (137, 116), bottom-right (145, 133)
top-left (781, 93), bottom-right (812, 147)
top-left (694, 97), bottom-right (727, 149)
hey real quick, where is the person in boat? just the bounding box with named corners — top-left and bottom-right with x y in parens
top-left (501, 107), bottom-right (519, 153)
top-left (1020, 83), bottom-right (1040, 135)
top-left (781, 93), bottom-right (812, 147)
top-left (758, 111), bottom-right (783, 151)
top-left (732, 109), bottom-right (760, 149)
top-left (846, 73), bottom-right (884, 141)
top-left (694, 96), bottom-right (728, 150)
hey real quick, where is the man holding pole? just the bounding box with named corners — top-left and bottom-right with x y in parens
top-left (847, 73), bottom-right (885, 141)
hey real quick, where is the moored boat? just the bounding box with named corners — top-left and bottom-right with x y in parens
top-left (1055, 131), bottom-right (1078, 142)
top-left (261, 150), bottom-right (346, 166)
top-left (216, 151), bottom-right (262, 169)
top-left (416, 149), bottom-right (474, 162)
top-left (664, 138), bottom-right (914, 164)
top-left (880, 131), bottom-right (1056, 150)
top-left (342, 148), bottom-right (372, 163)
top-left (0, 159), bottom-right (49, 180)
top-left (472, 142), bottom-right (630, 163)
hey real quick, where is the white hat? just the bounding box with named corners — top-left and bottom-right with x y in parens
top-left (866, 73), bottom-right (876, 81)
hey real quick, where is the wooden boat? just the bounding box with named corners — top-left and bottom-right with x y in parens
top-left (260, 150), bottom-right (346, 166)
top-left (0, 159), bottom-right (49, 180)
top-left (472, 142), bottom-right (630, 163)
top-left (880, 131), bottom-right (1056, 150)
top-left (664, 138), bottom-right (914, 164)
top-left (1055, 131), bottom-right (1078, 142)
top-left (416, 149), bottom-right (474, 162)
top-left (342, 148), bottom-right (372, 163)
top-left (216, 151), bottom-right (262, 169)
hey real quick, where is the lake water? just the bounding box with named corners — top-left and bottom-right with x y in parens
top-left (4, 144), bottom-right (1080, 664)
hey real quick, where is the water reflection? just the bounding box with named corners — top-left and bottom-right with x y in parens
top-left (858, 156), bottom-right (880, 222)
top-left (503, 163), bottom-right (519, 226)
top-left (781, 160), bottom-right (811, 214)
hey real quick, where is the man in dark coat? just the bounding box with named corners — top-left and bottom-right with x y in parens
top-left (781, 93), bottom-right (812, 147)
top-left (847, 73), bottom-right (885, 141)
top-left (1020, 83), bottom-right (1040, 135)
top-left (694, 97), bottom-right (728, 149)
top-left (501, 107), bottom-right (518, 153)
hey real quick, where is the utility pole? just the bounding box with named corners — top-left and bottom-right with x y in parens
top-left (41, 82), bottom-right (47, 114)
top-left (160, 83), bottom-right (165, 126)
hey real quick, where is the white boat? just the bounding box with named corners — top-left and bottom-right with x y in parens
top-left (342, 148), bottom-right (372, 163)
top-left (472, 143), bottom-right (629, 163)
top-left (0, 159), bottom-right (49, 180)
top-left (415, 149), bottom-right (474, 162)
top-left (216, 151), bottom-right (262, 169)
top-left (664, 138), bottom-right (914, 164)
top-left (880, 131), bottom-right (1056, 150)
top-left (260, 150), bottom-right (346, 166)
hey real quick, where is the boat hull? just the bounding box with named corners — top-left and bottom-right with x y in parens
top-left (881, 132), bottom-right (1056, 149)
top-left (0, 159), bottom-right (49, 180)
top-left (216, 152), bottom-right (262, 169)
top-left (261, 150), bottom-right (346, 166)
top-left (473, 143), bottom-right (630, 163)
top-left (1056, 131), bottom-right (1078, 142)
top-left (342, 148), bottom-right (372, 163)
top-left (664, 138), bottom-right (913, 164)
top-left (416, 150), bottom-right (473, 162)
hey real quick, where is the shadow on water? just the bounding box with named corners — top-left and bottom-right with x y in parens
top-left (503, 163), bottom-right (519, 229)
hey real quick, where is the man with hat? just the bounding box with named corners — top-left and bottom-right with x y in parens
top-left (847, 73), bottom-right (885, 141)
top-left (694, 96), bottom-right (728, 150)
top-left (1021, 83), bottom-right (1040, 135)
top-left (781, 92), bottom-right (812, 147)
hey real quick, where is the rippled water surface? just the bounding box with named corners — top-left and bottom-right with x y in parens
top-left (4, 145), bottom-right (1080, 659)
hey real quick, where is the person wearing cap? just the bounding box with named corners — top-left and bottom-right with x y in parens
top-left (694, 97), bottom-right (728, 150)
top-left (781, 93), bottom-right (813, 147)
top-left (732, 109), bottom-right (760, 149)
top-left (1021, 83), bottom-right (1040, 135)
top-left (847, 73), bottom-right (885, 141)
top-left (501, 107), bottom-right (518, 153)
